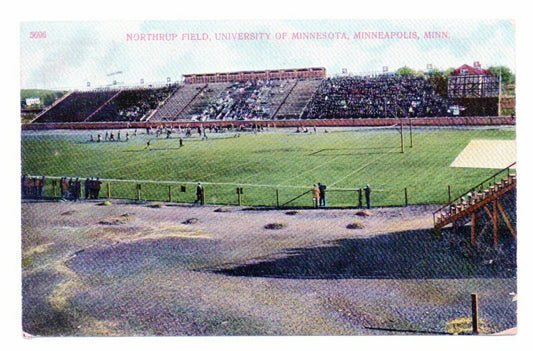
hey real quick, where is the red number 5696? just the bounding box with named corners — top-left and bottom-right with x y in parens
top-left (29, 31), bottom-right (47, 39)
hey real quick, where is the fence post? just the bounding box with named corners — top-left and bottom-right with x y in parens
top-left (400, 121), bottom-right (404, 153)
top-left (237, 187), bottom-right (242, 206)
top-left (106, 183), bottom-right (111, 199)
top-left (168, 185), bottom-right (172, 202)
top-left (448, 185), bottom-right (451, 204)
top-left (276, 188), bottom-right (280, 207)
top-left (404, 187), bottom-right (408, 206)
top-left (358, 188), bottom-right (363, 208)
top-left (471, 294), bottom-right (479, 335)
top-left (409, 118), bottom-right (413, 148)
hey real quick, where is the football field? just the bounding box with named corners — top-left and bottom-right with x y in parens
top-left (21, 126), bottom-right (516, 207)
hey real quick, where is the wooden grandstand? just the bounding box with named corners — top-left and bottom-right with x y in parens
top-left (27, 64), bottom-right (515, 125)
top-left (433, 163), bottom-right (516, 248)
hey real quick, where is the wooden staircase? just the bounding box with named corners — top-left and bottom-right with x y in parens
top-left (433, 162), bottom-right (516, 247)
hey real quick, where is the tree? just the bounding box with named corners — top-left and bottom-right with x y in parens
top-left (396, 66), bottom-right (419, 76)
top-left (444, 67), bottom-right (456, 76)
top-left (427, 69), bottom-right (449, 96)
top-left (487, 66), bottom-right (515, 85)
top-left (427, 68), bottom-right (445, 78)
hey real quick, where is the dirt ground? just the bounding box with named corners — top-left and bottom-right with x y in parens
top-left (21, 200), bottom-right (517, 336)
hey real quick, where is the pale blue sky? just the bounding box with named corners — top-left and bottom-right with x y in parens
top-left (20, 19), bottom-right (515, 89)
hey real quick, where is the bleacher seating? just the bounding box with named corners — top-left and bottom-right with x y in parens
top-left (305, 74), bottom-right (451, 119)
top-left (181, 83), bottom-right (231, 119)
top-left (87, 86), bottom-right (175, 122)
top-left (33, 91), bottom-right (117, 123)
top-left (275, 79), bottom-right (322, 119)
top-left (31, 72), bottom-right (460, 124)
top-left (199, 80), bottom-right (300, 121)
top-left (150, 84), bottom-right (206, 121)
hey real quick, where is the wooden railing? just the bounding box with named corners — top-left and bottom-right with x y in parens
top-left (433, 162), bottom-right (516, 229)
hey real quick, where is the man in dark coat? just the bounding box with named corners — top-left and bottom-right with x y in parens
top-left (318, 183), bottom-right (327, 207)
top-left (364, 184), bottom-right (371, 209)
top-left (195, 183), bottom-right (204, 205)
top-left (73, 178), bottom-right (81, 202)
top-left (93, 178), bottom-right (102, 199)
top-left (84, 178), bottom-right (91, 199)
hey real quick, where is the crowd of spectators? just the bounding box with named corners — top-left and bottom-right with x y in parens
top-left (200, 80), bottom-right (289, 120)
top-left (59, 177), bottom-right (102, 201)
top-left (21, 175), bottom-right (103, 201)
top-left (35, 74), bottom-right (458, 123)
top-left (305, 74), bottom-right (452, 119)
top-left (21, 175), bottom-right (45, 199)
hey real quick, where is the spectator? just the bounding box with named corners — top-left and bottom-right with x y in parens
top-left (318, 183), bottom-right (327, 207)
top-left (312, 184), bottom-right (320, 208)
top-left (91, 178), bottom-right (102, 199)
top-left (37, 176), bottom-right (45, 198)
top-left (364, 185), bottom-right (371, 209)
top-left (195, 183), bottom-right (204, 205)
top-left (84, 178), bottom-right (91, 199)
top-left (305, 74), bottom-right (451, 119)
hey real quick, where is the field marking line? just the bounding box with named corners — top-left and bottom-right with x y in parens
top-left (133, 134), bottom-right (264, 181)
top-left (190, 134), bottom-right (295, 183)
top-left (231, 138), bottom-right (350, 185)
top-left (78, 136), bottom-right (230, 180)
top-left (191, 157), bottom-right (260, 182)
top-left (40, 134), bottom-right (265, 184)
top-left (276, 129), bottom-right (400, 185)
top-left (328, 149), bottom-right (398, 188)
top-left (275, 154), bottom-right (347, 185)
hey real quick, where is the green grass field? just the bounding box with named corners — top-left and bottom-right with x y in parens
top-left (21, 126), bottom-right (516, 207)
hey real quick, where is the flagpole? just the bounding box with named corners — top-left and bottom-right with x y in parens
top-left (498, 67), bottom-right (502, 116)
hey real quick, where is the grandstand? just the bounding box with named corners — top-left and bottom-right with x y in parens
top-left (275, 79), bottom-right (323, 119)
top-left (199, 80), bottom-right (299, 120)
top-left (28, 64), bottom-right (514, 125)
top-left (32, 86), bottom-right (176, 123)
top-left (34, 91), bottom-right (118, 123)
top-left (305, 75), bottom-right (451, 119)
top-left (150, 84), bottom-right (206, 121)
top-left (87, 86), bottom-right (175, 122)
top-left (183, 82), bottom-right (231, 119)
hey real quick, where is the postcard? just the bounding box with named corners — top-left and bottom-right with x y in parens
top-left (20, 19), bottom-right (516, 336)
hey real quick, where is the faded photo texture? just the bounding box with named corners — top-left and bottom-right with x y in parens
top-left (20, 19), bottom-right (516, 336)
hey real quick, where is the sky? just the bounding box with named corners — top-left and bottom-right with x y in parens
top-left (20, 19), bottom-right (515, 90)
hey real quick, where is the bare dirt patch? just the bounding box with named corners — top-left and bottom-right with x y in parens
top-left (21, 201), bottom-right (516, 336)
top-left (148, 202), bottom-right (164, 208)
top-left (346, 222), bottom-right (365, 229)
top-left (60, 210), bottom-right (77, 216)
top-left (355, 210), bottom-right (372, 217)
top-left (98, 213), bottom-right (134, 225)
top-left (264, 223), bottom-right (285, 230)
top-left (182, 218), bottom-right (200, 225)
top-left (214, 207), bottom-right (232, 213)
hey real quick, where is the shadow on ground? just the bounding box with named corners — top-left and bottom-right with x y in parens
top-left (211, 229), bottom-right (516, 280)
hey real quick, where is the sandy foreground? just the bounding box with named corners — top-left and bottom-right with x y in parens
top-left (21, 200), bottom-right (516, 336)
